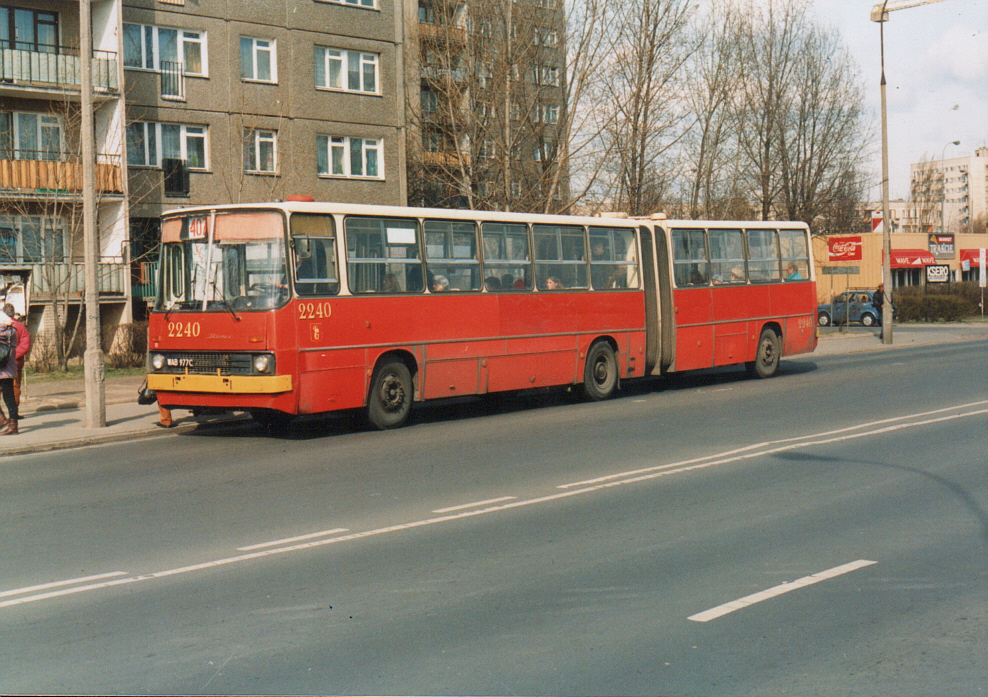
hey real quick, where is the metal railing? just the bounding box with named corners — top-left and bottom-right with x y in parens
top-left (160, 61), bottom-right (185, 99)
top-left (25, 262), bottom-right (128, 298)
top-left (132, 261), bottom-right (158, 299)
top-left (0, 45), bottom-right (119, 93)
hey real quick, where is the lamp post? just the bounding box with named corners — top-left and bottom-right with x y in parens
top-left (941, 140), bottom-right (959, 234)
top-left (870, 0), bottom-right (951, 344)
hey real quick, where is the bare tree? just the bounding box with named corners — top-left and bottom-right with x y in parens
top-left (593, 0), bottom-right (692, 217)
top-left (909, 158), bottom-right (942, 235)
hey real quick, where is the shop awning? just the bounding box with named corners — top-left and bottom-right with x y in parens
top-left (959, 248), bottom-right (987, 264)
top-left (887, 249), bottom-right (936, 268)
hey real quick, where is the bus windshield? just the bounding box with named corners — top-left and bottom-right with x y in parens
top-left (155, 211), bottom-right (289, 312)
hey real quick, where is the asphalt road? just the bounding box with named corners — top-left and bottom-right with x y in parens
top-left (1, 339), bottom-right (986, 695)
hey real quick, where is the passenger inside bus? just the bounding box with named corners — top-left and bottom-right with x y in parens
top-left (485, 276), bottom-right (501, 290)
top-left (431, 274), bottom-right (449, 292)
top-left (546, 276), bottom-right (563, 290)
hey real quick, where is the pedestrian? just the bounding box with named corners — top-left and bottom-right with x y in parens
top-left (157, 403), bottom-right (174, 428)
top-left (0, 311), bottom-right (20, 435)
top-left (875, 282), bottom-right (885, 339)
top-left (2, 304), bottom-right (30, 407)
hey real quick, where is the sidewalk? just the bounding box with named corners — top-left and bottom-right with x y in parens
top-left (2, 322), bottom-right (985, 457)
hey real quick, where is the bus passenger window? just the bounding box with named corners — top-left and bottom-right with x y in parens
top-left (708, 229), bottom-right (745, 284)
top-left (747, 229), bottom-right (780, 282)
top-left (424, 219), bottom-right (481, 291)
top-left (589, 226), bottom-right (638, 289)
top-left (672, 228), bottom-right (708, 287)
top-left (534, 224), bottom-right (586, 290)
top-left (482, 222), bottom-right (532, 291)
top-left (345, 216), bottom-right (422, 294)
top-left (780, 228), bottom-right (809, 281)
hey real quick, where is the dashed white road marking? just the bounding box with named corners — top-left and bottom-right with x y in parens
top-left (688, 560), bottom-right (878, 622)
top-left (2, 401), bottom-right (983, 612)
top-left (433, 496), bottom-right (517, 513)
top-left (237, 528), bottom-right (349, 551)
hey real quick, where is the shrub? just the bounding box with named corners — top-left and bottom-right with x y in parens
top-left (893, 282), bottom-right (979, 322)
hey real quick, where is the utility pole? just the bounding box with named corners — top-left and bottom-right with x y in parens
top-left (80, 0), bottom-right (106, 428)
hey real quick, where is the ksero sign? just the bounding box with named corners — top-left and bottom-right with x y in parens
top-left (926, 264), bottom-right (950, 284)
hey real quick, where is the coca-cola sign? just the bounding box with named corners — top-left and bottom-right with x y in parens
top-left (828, 236), bottom-right (862, 262)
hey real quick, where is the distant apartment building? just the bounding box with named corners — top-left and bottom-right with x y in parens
top-left (406, 0), bottom-right (569, 211)
top-left (907, 146), bottom-right (988, 235)
top-left (124, 0), bottom-right (408, 313)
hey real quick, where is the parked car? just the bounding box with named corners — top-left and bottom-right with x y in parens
top-left (817, 290), bottom-right (893, 327)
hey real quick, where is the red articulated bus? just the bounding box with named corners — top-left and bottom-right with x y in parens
top-left (146, 201), bottom-right (817, 429)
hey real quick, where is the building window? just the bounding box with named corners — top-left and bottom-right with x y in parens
top-left (243, 129), bottom-right (277, 173)
top-left (316, 0), bottom-right (377, 8)
top-left (316, 135), bottom-right (382, 179)
top-left (240, 37), bottom-right (276, 83)
top-left (127, 122), bottom-right (207, 169)
top-left (0, 7), bottom-right (57, 52)
top-left (0, 112), bottom-right (62, 160)
top-left (542, 104), bottom-right (559, 124)
top-left (0, 215), bottom-right (64, 263)
top-left (314, 46), bottom-right (379, 94)
top-left (123, 23), bottom-right (206, 75)
top-left (537, 65), bottom-right (559, 86)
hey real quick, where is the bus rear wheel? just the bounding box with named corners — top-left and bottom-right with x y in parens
top-left (747, 328), bottom-right (781, 379)
top-left (583, 341), bottom-right (618, 401)
top-left (367, 359), bottom-right (413, 430)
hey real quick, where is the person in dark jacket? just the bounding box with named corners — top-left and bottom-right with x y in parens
top-left (2, 304), bottom-right (29, 407)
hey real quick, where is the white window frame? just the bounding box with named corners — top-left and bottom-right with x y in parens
top-left (315, 0), bottom-right (378, 9)
top-left (538, 65), bottom-right (559, 87)
top-left (542, 104), bottom-right (559, 124)
top-left (314, 46), bottom-right (379, 95)
top-left (123, 23), bottom-right (208, 76)
top-left (0, 111), bottom-right (63, 160)
top-left (127, 121), bottom-right (208, 170)
top-left (316, 135), bottom-right (383, 180)
top-left (244, 128), bottom-right (278, 174)
top-left (0, 214), bottom-right (66, 263)
top-left (240, 37), bottom-right (277, 83)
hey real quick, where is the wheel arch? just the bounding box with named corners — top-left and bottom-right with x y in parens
top-left (367, 349), bottom-right (420, 404)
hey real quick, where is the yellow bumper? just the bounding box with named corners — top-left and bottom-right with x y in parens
top-left (147, 373), bottom-right (292, 394)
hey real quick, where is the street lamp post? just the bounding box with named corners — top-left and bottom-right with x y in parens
top-left (870, 0), bottom-right (952, 345)
top-left (941, 140), bottom-right (960, 234)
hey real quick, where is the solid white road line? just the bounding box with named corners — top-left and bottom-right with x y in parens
top-left (0, 571), bottom-right (129, 599)
top-left (433, 496), bottom-right (517, 513)
top-left (558, 400), bottom-right (988, 490)
top-left (237, 528), bottom-right (349, 551)
top-left (688, 560), bottom-right (878, 622)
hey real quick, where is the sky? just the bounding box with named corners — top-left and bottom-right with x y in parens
top-left (807, 0), bottom-right (987, 200)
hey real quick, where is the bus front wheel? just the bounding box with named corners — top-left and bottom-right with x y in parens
top-left (367, 360), bottom-right (413, 429)
top-left (583, 341), bottom-right (618, 401)
top-left (747, 328), bottom-right (781, 379)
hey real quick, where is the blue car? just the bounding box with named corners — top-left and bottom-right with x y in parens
top-left (817, 290), bottom-right (888, 327)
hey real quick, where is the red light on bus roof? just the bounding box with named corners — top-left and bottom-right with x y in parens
top-left (286, 194), bottom-right (315, 202)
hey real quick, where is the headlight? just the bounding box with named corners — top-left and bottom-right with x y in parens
top-left (253, 354), bottom-right (272, 373)
top-left (151, 353), bottom-right (165, 371)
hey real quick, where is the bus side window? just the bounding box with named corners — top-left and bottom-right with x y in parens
top-left (779, 228), bottom-right (809, 281)
top-left (482, 222), bottom-right (532, 291)
top-left (747, 229), bottom-right (780, 282)
top-left (345, 216), bottom-right (422, 294)
top-left (291, 213), bottom-right (340, 295)
top-left (534, 224), bottom-right (586, 290)
top-left (589, 226), bottom-right (639, 289)
top-left (708, 229), bottom-right (745, 284)
top-left (671, 228), bottom-right (708, 286)
top-left (424, 219), bottom-right (481, 291)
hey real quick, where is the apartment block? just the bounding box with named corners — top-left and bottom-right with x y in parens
top-left (1, 0), bottom-right (131, 345)
top-left (406, 0), bottom-right (569, 211)
top-left (908, 146), bottom-right (988, 235)
top-left (124, 0), bottom-right (408, 310)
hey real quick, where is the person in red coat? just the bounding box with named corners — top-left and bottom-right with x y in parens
top-left (2, 304), bottom-right (30, 407)
top-left (0, 310), bottom-right (19, 435)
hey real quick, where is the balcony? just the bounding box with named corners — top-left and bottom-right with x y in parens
top-left (0, 46), bottom-right (119, 95)
top-left (419, 23), bottom-right (468, 46)
top-left (132, 260), bottom-right (158, 300)
top-left (25, 262), bottom-right (128, 300)
top-left (423, 151), bottom-right (470, 167)
top-left (0, 152), bottom-right (124, 196)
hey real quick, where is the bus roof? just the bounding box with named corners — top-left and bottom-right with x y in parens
top-left (161, 201), bottom-right (810, 231)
